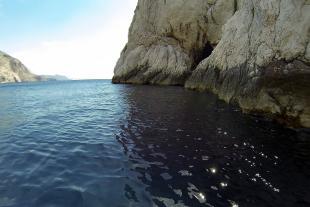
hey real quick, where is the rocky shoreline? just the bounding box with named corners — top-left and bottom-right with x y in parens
top-left (113, 0), bottom-right (310, 128)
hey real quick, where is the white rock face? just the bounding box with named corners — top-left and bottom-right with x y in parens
top-left (186, 0), bottom-right (310, 127)
top-left (113, 0), bottom-right (310, 127)
top-left (113, 0), bottom-right (235, 85)
top-left (0, 51), bottom-right (38, 83)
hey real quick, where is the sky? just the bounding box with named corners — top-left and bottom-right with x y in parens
top-left (0, 0), bottom-right (137, 79)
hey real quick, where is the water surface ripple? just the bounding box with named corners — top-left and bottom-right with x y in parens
top-left (0, 80), bottom-right (309, 207)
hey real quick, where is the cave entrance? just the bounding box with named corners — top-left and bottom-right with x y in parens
top-left (201, 42), bottom-right (214, 60)
top-left (194, 42), bottom-right (214, 67)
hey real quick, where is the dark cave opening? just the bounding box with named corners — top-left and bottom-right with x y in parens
top-left (193, 42), bottom-right (214, 68)
top-left (201, 42), bottom-right (214, 59)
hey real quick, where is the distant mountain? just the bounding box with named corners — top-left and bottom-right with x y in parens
top-left (0, 51), bottom-right (38, 83)
top-left (0, 51), bottom-right (70, 84)
top-left (38, 75), bottom-right (70, 81)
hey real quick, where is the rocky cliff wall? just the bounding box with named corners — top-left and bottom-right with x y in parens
top-left (113, 0), bottom-right (310, 128)
top-left (0, 51), bottom-right (38, 83)
top-left (113, 0), bottom-right (236, 85)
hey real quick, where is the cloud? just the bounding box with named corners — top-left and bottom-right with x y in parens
top-left (11, 0), bottom-right (137, 80)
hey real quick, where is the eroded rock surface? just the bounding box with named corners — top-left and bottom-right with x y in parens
top-left (0, 51), bottom-right (38, 83)
top-left (113, 0), bottom-right (310, 127)
top-left (113, 0), bottom-right (236, 85)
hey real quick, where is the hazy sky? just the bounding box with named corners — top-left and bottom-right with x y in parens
top-left (0, 0), bottom-right (137, 79)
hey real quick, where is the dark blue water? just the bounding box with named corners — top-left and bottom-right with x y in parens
top-left (0, 80), bottom-right (309, 207)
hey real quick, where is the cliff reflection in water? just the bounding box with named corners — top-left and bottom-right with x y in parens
top-left (116, 84), bottom-right (310, 207)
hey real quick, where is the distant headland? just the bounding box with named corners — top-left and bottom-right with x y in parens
top-left (0, 50), bottom-right (69, 83)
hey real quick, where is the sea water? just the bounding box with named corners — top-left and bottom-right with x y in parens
top-left (0, 80), bottom-right (309, 207)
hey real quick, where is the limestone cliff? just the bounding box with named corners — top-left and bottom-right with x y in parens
top-left (113, 0), bottom-right (310, 128)
top-left (0, 51), bottom-right (38, 83)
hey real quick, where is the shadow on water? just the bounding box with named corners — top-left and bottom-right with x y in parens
top-left (116, 85), bottom-right (310, 207)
